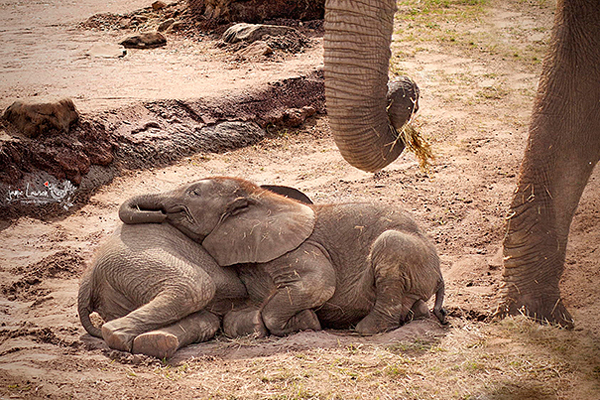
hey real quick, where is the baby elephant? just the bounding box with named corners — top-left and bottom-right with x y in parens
top-left (78, 184), bottom-right (312, 359)
top-left (120, 177), bottom-right (447, 338)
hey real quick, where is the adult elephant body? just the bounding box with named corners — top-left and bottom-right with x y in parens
top-left (322, 0), bottom-right (600, 326)
top-left (120, 177), bottom-right (446, 337)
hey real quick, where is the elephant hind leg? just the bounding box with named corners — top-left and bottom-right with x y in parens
top-left (132, 311), bottom-right (220, 359)
top-left (102, 264), bottom-right (217, 352)
top-left (355, 230), bottom-right (441, 335)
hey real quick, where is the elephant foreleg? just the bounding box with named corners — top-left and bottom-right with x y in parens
top-left (499, 0), bottom-right (600, 327)
top-left (356, 230), bottom-right (441, 335)
top-left (260, 243), bottom-right (336, 336)
top-left (132, 310), bottom-right (220, 359)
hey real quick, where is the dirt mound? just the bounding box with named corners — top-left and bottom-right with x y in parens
top-left (0, 71), bottom-right (324, 220)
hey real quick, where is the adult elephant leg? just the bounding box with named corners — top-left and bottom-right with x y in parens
top-left (356, 230), bottom-right (441, 335)
top-left (101, 256), bottom-right (217, 352)
top-left (500, 0), bottom-right (600, 327)
top-left (132, 310), bottom-right (220, 359)
top-left (260, 243), bottom-right (336, 336)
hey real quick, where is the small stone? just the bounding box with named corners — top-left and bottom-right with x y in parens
top-left (283, 106), bottom-right (316, 127)
top-left (152, 1), bottom-right (167, 10)
top-left (2, 98), bottom-right (79, 138)
top-left (157, 18), bottom-right (175, 32)
top-left (120, 32), bottom-right (167, 49)
top-left (168, 21), bottom-right (185, 32)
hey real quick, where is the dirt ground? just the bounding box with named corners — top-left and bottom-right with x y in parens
top-left (1, 0), bottom-right (599, 399)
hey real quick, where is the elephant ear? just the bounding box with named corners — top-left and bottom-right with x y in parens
top-left (202, 190), bottom-right (315, 266)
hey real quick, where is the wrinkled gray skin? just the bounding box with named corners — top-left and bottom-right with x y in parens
top-left (78, 223), bottom-right (247, 359)
top-left (120, 177), bottom-right (446, 338)
top-left (323, 0), bottom-right (599, 327)
top-left (498, 0), bottom-right (600, 327)
top-left (78, 185), bottom-right (310, 359)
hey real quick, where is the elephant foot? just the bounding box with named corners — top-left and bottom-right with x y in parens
top-left (355, 312), bottom-right (400, 336)
top-left (223, 307), bottom-right (268, 338)
top-left (266, 309), bottom-right (322, 337)
top-left (102, 322), bottom-right (136, 352)
top-left (286, 309), bottom-right (321, 334)
top-left (132, 331), bottom-right (179, 359)
top-left (496, 291), bottom-right (574, 329)
top-left (410, 300), bottom-right (430, 321)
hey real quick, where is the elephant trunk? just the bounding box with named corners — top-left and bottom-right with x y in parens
top-left (119, 194), bottom-right (168, 224)
top-left (324, 0), bottom-right (418, 172)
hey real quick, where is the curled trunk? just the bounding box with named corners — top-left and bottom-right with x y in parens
top-left (119, 194), bottom-right (168, 224)
top-left (324, 0), bottom-right (418, 172)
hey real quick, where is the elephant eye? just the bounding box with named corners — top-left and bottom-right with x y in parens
top-left (189, 188), bottom-right (202, 196)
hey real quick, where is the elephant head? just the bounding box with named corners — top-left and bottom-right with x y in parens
top-left (324, 0), bottom-right (420, 172)
top-left (119, 178), bottom-right (316, 266)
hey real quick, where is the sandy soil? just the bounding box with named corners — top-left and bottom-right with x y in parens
top-left (1, 0), bottom-right (599, 399)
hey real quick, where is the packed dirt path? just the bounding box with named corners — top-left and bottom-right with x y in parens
top-left (1, 0), bottom-right (600, 399)
top-left (0, 0), bottom-right (322, 113)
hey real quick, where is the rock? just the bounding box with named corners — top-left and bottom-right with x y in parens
top-left (157, 18), bottom-right (175, 32)
top-left (2, 98), bottom-right (79, 138)
top-left (222, 23), bottom-right (298, 44)
top-left (237, 41), bottom-right (273, 59)
top-left (282, 106), bottom-right (316, 127)
top-left (168, 21), bottom-right (185, 32)
top-left (120, 32), bottom-right (167, 49)
top-left (86, 43), bottom-right (127, 58)
top-left (152, 1), bottom-right (167, 10)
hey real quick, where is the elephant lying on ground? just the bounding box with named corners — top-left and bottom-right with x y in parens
top-left (78, 185), bottom-right (311, 359)
top-left (119, 176), bottom-right (446, 338)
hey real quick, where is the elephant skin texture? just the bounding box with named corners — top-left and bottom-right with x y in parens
top-left (78, 223), bottom-right (249, 359)
top-left (120, 177), bottom-right (447, 339)
top-left (78, 184), bottom-right (313, 358)
top-left (498, 0), bottom-right (600, 327)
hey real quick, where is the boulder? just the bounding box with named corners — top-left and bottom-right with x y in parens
top-left (223, 23), bottom-right (297, 44)
top-left (120, 32), bottom-right (167, 49)
top-left (188, 0), bottom-right (324, 23)
top-left (3, 98), bottom-right (79, 138)
top-left (152, 1), bottom-right (167, 10)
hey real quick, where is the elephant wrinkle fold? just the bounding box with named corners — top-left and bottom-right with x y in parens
top-left (83, 176), bottom-right (446, 357)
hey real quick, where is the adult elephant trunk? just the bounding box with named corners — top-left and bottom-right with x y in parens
top-left (324, 0), bottom-right (419, 172)
top-left (119, 194), bottom-right (168, 224)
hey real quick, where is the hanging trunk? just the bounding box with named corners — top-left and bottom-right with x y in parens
top-left (324, 0), bottom-right (418, 172)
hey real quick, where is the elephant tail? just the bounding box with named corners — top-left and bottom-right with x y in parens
top-left (77, 270), bottom-right (103, 338)
top-left (433, 278), bottom-right (448, 325)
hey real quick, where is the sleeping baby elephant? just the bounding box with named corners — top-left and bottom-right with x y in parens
top-left (119, 177), bottom-right (446, 338)
top-left (78, 184), bottom-right (311, 359)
